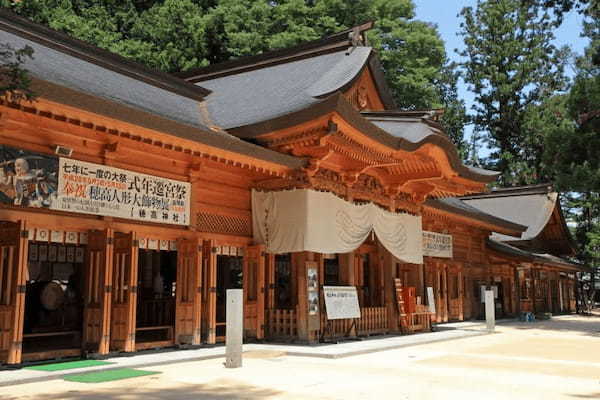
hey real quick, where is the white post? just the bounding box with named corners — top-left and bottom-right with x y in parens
top-left (485, 289), bottom-right (495, 332)
top-left (225, 289), bottom-right (243, 368)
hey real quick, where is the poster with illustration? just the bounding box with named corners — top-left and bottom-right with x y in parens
top-left (0, 145), bottom-right (191, 226)
top-left (0, 146), bottom-right (58, 208)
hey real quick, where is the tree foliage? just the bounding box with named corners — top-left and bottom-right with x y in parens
top-left (2, 0), bottom-right (467, 151)
top-left (0, 42), bottom-right (35, 101)
top-left (459, 0), bottom-right (568, 185)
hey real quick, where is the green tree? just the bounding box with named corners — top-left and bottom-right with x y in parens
top-left (0, 42), bottom-right (35, 102)
top-left (459, 0), bottom-right (568, 184)
top-left (520, 7), bottom-right (599, 309)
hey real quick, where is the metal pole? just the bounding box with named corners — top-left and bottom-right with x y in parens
top-left (225, 289), bottom-right (243, 368)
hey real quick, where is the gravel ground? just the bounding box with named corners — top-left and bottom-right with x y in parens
top-left (3, 313), bottom-right (600, 400)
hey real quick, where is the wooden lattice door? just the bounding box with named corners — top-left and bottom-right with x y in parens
top-left (0, 221), bottom-right (28, 364)
top-left (243, 245), bottom-right (265, 339)
top-left (83, 229), bottom-right (113, 355)
top-left (110, 232), bottom-right (138, 352)
top-left (175, 238), bottom-right (202, 345)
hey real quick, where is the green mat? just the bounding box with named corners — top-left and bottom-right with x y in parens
top-left (25, 360), bottom-right (112, 371)
top-left (64, 368), bottom-right (160, 383)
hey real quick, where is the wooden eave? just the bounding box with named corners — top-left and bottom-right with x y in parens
top-left (0, 95), bottom-right (298, 180)
top-left (422, 205), bottom-right (524, 237)
top-left (252, 98), bottom-right (487, 206)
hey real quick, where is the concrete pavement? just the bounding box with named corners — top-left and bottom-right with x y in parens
top-left (0, 320), bottom-right (490, 387)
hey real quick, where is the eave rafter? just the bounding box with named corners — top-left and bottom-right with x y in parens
top-left (254, 113), bottom-right (487, 207)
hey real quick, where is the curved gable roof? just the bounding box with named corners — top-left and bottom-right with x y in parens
top-left (461, 184), bottom-right (577, 255)
top-left (462, 188), bottom-right (558, 241)
top-left (196, 46), bottom-right (373, 130)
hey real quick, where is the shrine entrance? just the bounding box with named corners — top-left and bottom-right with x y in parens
top-left (135, 247), bottom-right (177, 350)
top-left (134, 238), bottom-right (202, 349)
top-left (22, 239), bottom-right (86, 362)
top-left (214, 245), bottom-right (265, 341)
top-left (216, 251), bottom-right (243, 341)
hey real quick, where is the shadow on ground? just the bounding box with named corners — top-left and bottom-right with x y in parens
top-left (567, 392), bottom-right (600, 398)
top-left (507, 315), bottom-right (600, 337)
top-left (5, 380), bottom-right (283, 400)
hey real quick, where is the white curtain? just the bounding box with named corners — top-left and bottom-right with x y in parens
top-left (252, 189), bottom-right (423, 264)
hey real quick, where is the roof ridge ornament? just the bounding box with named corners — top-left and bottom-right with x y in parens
top-left (346, 27), bottom-right (365, 55)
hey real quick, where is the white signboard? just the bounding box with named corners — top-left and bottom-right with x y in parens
top-left (54, 158), bottom-right (190, 225)
top-left (423, 231), bottom-right (453, 258)
top-left (426, 286), bottom-right (436, 314)
top-left (323, 286), bottom-right (361, 320)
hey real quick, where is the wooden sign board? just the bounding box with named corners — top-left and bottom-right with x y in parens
top-left (323, 286), bottom-right (360, 320)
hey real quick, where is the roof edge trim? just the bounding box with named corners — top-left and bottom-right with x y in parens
top-left (27, 78), bottom-right (304, 170)
top-left (424, 199), bottom-right (527, 236)
top-left (179, 22), bottom-right (375, 82)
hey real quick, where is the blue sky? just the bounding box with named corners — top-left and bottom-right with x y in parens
top-left (413, 1), bottom-right (590, 157)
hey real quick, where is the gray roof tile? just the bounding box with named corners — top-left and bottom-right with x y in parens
top-left (198, 47), bottom-right (372, 129)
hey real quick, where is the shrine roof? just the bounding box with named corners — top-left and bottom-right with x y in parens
top-left (187, 46), bottom-right (377, 130)
top-left (362, 112), bottom-right (499, 179)
top-left (487, 239), bottom-right (587, 272)
top-left (425, 197), bottom-right (527, 235)
top-left (461, 185), bottom-right (557, 242)
top-left (0, 11), bottom-right (303, 169)
top-left (461, 184), bottom-right (577, 255)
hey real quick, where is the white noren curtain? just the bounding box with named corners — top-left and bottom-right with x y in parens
top-left (252, 189), bottom-right (423, 264)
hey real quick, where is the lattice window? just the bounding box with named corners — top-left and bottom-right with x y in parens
top-left (197, 213), bottom-right (252, 237)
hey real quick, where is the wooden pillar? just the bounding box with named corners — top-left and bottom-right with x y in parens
top-left (266, 254), bottom-right (275, 310)
top-left (203, 239), bottom-right (217, 344)
top-left (441, 266), bottom-right (448, 322)
top-left (547, 269), bottom-right (553, 314)
top-left (458, 268), bottom-right (464, 321)
top-left (532, 268), bottom-right (537, 314)
top-left (294, 252), bottom-right (309, 342)
top-left (380, 244), bottom-right (398, 332)
top-left (0, 220), bottom-right (28, 365)
top-left (292, 252), bottom-right (321, 343)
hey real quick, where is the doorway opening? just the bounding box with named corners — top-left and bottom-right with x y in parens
top-left (135, 249), bottom-right (177, 349)
top-left (22, 242), bottom-right (86, 361)
top-left (216, 254), bottom-right (243, 339)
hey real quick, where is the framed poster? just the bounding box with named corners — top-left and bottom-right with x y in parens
top-left (308, 290), bottom-right (319, 315)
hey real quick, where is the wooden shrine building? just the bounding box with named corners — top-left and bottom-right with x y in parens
top-left (0, 13), bottom-right (587, 365)
top-left (461, 185), bottom-right (583, 315)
